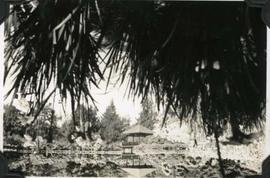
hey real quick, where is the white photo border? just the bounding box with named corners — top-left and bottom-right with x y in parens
top-left (0, 1), bottom-right (269, 177)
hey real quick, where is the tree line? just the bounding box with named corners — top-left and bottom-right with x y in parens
top-left (4, 97), bottom-right (158, 147)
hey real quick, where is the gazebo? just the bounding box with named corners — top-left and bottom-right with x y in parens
top-left (122, 124), bottom-right (153, 146)
top-left (122, 124), bottom-right (153, 154)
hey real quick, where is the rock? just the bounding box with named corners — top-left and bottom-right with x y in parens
top-left (209, 158), bottom-right (218, 167)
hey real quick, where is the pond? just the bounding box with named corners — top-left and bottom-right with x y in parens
top-left (4, 151), bottom-right (259, 177)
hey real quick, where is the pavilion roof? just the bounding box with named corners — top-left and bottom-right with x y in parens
top-left (123, 124), bottom-right (153, 135)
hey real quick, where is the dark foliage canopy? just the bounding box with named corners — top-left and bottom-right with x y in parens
top-left (4, 1), bottom-right (266, 135)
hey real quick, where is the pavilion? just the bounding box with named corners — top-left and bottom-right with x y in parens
top-left (122, 124), bottom-right (153, 154)
top-left (123, 124), bottom-right (153, 144)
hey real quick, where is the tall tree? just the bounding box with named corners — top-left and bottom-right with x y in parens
top-left (137, 97), bottom-right (157, 129)
top-left (100, 101), bottom-right (129, 143)
top-left (59, 119), bottom-right (75, 144)
top-left (4, 105), bottom-right (26, 145)
top-left (74, 105), bottom-right (100, 140)
top-left (26, 106), bottom-right (59, 143)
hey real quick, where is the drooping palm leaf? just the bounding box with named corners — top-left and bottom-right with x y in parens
top-left (5, 0), bottom-right (104, 122)
top-left (4, 1), bottom-right (266, 136)
top-left (101, 1), bottom-right (266, 134)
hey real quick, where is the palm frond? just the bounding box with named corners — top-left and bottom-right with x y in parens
top-left (102, 1), bottom-right (266, 133)
top-left (5, 0), bottom-right (104, 123)
top-left (4, 1), bottom-right (266, 135)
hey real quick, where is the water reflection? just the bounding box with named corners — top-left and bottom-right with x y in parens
top-left (120, 154), bottom-right (155, 177)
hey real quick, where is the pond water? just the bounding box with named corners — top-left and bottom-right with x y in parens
top-left (5, 151), bottom-right (156, 177)
top-left (4, 151), bottom-right (258, 177)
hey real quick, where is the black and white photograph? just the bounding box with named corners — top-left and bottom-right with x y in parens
top-left (0, 0), bottom-right (269, 177)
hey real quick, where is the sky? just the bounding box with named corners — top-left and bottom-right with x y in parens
top-left (89, 77), bottom-right (143, 121)
top-left (3, 69), bottom-right (143, 124)
top-left (53, 73), bottom-right (143, 124)
top-left (1, 36), bottom-right (143, 125)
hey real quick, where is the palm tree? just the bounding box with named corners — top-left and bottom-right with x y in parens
top-left (4, 1), bottom-right (266, 177)
top-left (5, 0), bottom-right (104, 120)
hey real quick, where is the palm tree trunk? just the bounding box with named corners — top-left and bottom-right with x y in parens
top-left (47, 110), bottom-right (55, 143)
top-left (214, 129), bottom-right (225, 178)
